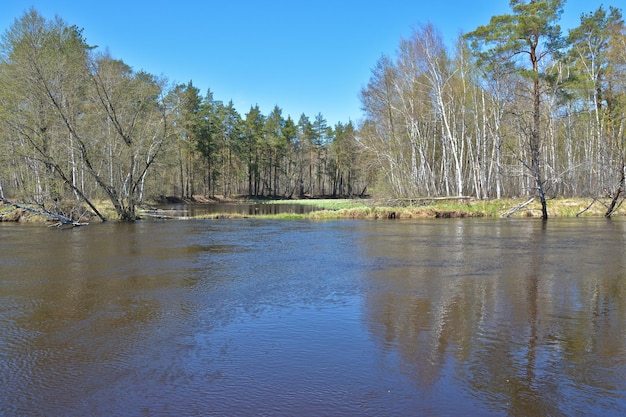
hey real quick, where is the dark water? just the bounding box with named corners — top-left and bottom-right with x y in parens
top-left (1, 218), bottom-right (626, 416)
top-left (155, 202), bottom-right (321, 217)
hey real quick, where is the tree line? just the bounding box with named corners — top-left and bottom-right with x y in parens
top-left (359, 0), bottom-right (625, 219)
top-left (1, 1), bottom-right (625, 221)
top-left (0, 9), bottom-right (366, 221)
top-left (165, 85), bottom-right (366, 202)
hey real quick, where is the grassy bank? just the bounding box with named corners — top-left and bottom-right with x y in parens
top-left (192, 197), bottom-right (623, 220)
top-left (2, 197), bottom-right (622, 223)
top-left (298, 198), bottom-right (620, 220)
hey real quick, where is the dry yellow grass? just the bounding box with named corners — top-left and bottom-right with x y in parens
top-left (2, 196), bottom-right (623, 223)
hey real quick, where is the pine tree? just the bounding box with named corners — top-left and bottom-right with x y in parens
top-left (466, 0), bottom-right (565, 219)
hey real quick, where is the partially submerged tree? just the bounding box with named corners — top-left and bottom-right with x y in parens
top-left (86, 55), bottom-right (168, 220)
top-left (466, 0), bottom-right (565, 219)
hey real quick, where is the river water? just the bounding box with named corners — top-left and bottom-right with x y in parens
top-left (153, 202), bottom-right (323, 217)
top-left (1, 218), bottom-right (626, 416)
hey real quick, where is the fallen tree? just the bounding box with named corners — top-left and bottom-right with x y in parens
top-left (0, 198), bottom-right (88, 227)
top-left (500, 197), bottom-right (535, 218)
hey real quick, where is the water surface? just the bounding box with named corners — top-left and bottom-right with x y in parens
top-left (155, 202), bottom-right (321, 217)
top-left (1, 218), bottom-right (625, 416)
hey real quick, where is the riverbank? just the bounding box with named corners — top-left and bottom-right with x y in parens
top-left (206, 197), bottom-right (620, 220)
top-left (1, 196), bottom-right (622, 223)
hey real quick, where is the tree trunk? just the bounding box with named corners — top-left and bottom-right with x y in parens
top-left (531, 37), bottom-right (548, 220)
top-left (605, 159), bottom-right (625, 218)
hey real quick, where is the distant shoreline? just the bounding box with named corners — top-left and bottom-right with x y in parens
top-left (2, 197), bottom-right (623, 224)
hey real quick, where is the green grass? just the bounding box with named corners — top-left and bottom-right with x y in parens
top-left (257, 198), bottom-right (370, 210)
top-left (192, 212), bottom-right (309, 220)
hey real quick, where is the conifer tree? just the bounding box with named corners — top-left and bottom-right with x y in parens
top-left (466, 0), bottom-right (565, 219)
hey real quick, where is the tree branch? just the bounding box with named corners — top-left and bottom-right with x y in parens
top-left (1, 197), bottom-right (88, 226)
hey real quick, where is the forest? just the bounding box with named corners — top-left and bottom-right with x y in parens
top-left (0, 1), bottom-right (624, 221)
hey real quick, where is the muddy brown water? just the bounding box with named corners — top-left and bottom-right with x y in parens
top-left (1, 218), bottom-right (626, 416)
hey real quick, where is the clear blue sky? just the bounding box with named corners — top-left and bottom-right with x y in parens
top-left (0, 0), bottom-right (614, 126)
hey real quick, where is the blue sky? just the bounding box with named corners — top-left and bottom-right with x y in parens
top-left (1, 0), bottom-right (613, 126)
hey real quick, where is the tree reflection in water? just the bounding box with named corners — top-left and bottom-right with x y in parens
top-left (362, 219), bottom-right (626, 416)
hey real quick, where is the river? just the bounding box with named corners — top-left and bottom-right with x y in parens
top-left (1, 218), bottom-right (625, 416)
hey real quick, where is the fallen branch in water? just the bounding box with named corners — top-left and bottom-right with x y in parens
top-left (500, 197), bottom-right (535, 218)
top-left (139, 211), bottom-right (176, 219)
top-left (1, 197), bottom-right (88, 226)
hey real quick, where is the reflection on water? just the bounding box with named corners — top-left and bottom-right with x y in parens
top-left (362, 220), bottom-right (626, 416)
top-left (1, 219), bottom-right (626, 416)
top-left (157, 202), bottom-right (322, 217)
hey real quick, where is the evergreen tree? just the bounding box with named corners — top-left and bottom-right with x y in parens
top-left (465, 0), bottom-right (565, 219)
top-left (243, 105), bottom-right (264, 197)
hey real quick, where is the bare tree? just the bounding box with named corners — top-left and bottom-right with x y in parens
top-left (466, 0), bottom-right (565, 219)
